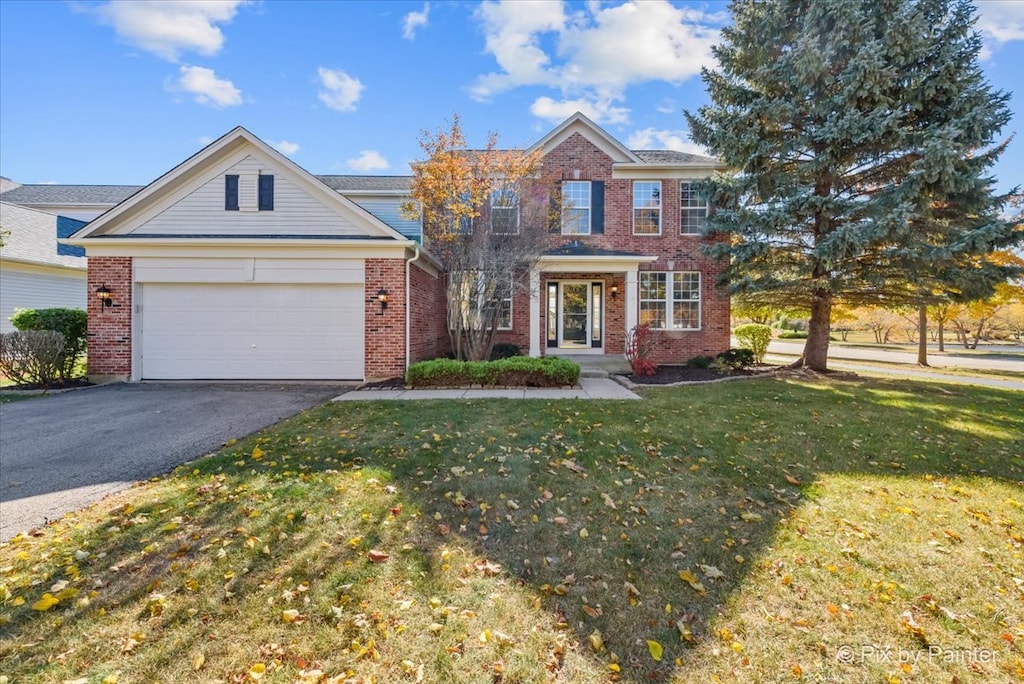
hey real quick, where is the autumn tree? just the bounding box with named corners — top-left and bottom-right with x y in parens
top-left (687, 0), bottom-right (1021, 371)
top-left (405, 115), bottom-right (551, 360)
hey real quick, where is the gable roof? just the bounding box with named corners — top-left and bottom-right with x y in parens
top-left (632, 150), bottom-right (719, 165)
top-left (0, 184), bottom-right (143, 206)
top-left (530, 112), bottom-right (643, 164)
top-left (70, 127), bottom-right (410, 242)
top-left (0, 202), bottom-right (86, 270)
top-left (318, 176), bottom-right (411, 193)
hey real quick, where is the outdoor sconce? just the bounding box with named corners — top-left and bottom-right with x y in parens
top-left (96, 285), bottom-right (113, 308)
top-left (609, 285), bottom-right (619, 300)
top-left (376, 288), bottom-right (388, 315)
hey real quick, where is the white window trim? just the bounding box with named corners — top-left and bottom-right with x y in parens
top-left (680, 181), bottom-right (709, 235)
top-left (632, 180), bottom-right (662, 236)
top-left (561, 180), bottom-right (592, 235)
top-left (497, 277), bottom-right (513, 330)
top-left (639, 271), bottom-right (702, 331)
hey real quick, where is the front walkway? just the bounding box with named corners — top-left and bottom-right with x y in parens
top-left (333, 377), bottom-right (640, 401)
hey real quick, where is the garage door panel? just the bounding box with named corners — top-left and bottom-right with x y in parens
top-left (140, 283), bottom-right (364, 380)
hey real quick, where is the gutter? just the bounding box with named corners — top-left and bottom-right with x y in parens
top-left (405, 242), bottom-right (423, 373)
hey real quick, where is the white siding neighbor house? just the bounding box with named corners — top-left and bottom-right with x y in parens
top-left (0, 202), bottom-right (87, 332)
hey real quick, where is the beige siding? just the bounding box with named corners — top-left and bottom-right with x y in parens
top-left (133, 257), bottom-right (364, 284)
top-left (0, 265), bottom-right (87, 332)
top-left (130, 154), bottom-right (367, 236)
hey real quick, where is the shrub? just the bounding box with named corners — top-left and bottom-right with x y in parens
top-left (624, 323), bottom-right (657, 376)
top-left (716, 347), bottom-right (755, 370)
top-left (406, 357), bottom-right (580, 388)
top-left (733, 323), bottom-right (772, 364)
top-left (687, 355), bottom-right (715, 368)
top-left (0, 330), bottom-right (67, 387)
top-left (489, 343), bottom-right (522, 360)
top-left (10, 308), bottom-right (87, 381)
top-left (777, 330), bottom-right (809, 339)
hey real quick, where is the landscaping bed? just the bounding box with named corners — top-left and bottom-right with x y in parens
top-left (623, 364), bottom-right (779, 384)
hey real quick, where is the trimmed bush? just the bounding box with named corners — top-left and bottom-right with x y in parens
top-left (489, 343), bottom-right (522, 360)
top-left (686, 355), bottom-right (715, 368)
top-left (10, 308), bottom-right (87, 380)
top-left (0, 330), bottom-right (66, 387)
top-left (733, 323), bottom-right (772, 363)
top-left (716, 347), bottom-right (755, 370)
top-left (777, 330), bottom-right (808, 339)
top-left (406, 356), bottom-right (580, 388)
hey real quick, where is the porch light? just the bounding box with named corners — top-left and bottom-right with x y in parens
top-left (96, 285), bottom-right (113, 308)
top-left (609, 285), bottom-right (619, 300)
top-left (376, 288), bottom-right (389, 315)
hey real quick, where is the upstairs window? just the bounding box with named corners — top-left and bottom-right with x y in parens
top-left (680, 181), bottom-right (708, 234)
top-left (633, 181), bottom-right (661, 235)
top-left (561, 181), bottom-right (591, 235)
top-left (490, 187), bottom-right (519, 234)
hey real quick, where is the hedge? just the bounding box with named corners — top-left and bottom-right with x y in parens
top-left (406, 356), bottom-right (580, 388)
top-left (10, 307), bottom-right (87, 380)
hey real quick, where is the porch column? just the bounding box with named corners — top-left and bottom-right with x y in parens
top-left (529, 267), bottom-right (541, 357)
top-left (625, 269), bottom-right (639, 335)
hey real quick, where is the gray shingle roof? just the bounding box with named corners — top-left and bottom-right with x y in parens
top-left (631, 150), bottom-right (719, 165)
top-left (544, 241), bottom-right (645, 258)
top-left (317, 176), bottom-right (411, 192)
top-left (0, 202), bottom-right (87, 269)
top-left (0, 184), bottom-right (143, 205)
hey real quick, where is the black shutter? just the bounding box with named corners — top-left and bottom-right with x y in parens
top-left (591, 181), bottom-right (604, 234)
top-left (225, 175), bottom-right (239, 210)
top-left (258, 175), bottom-right (275, 211)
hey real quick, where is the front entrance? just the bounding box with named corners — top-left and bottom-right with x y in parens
top-left (547, 280), bottom-right (603, 350)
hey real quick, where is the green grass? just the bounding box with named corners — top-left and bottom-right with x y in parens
top-left (0, 392), bottom-right (39, 404)
top-left (1, 377), bottom-right (1022, 683)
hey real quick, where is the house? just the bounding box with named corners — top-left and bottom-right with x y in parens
top-left (62, 113), bottom-right (729, 382)
top-left (0, 202), bottom-right (88, 332)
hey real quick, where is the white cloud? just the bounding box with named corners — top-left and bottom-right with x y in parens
top-left (530, 95), bottom-right (629, 125)
top-left (198, 135), bottom-right (214, 146)
top-left (626, 128), bottom-right (709, 156)
top-left (403, 3), bottom-right (430, 40)
top-left (272, 140), bottom-right (300, 156)
top-left (472, 0), bottom-right (717, 107)
top-left (317, 67), bottom-right (365, 112)
top-left (93, 0), bottom-right (247, 62)
top-left (175, 65), bottom-right (242, 108)
top-left (346, 150), bottom-right (390, 172)
top-left (975, 0), bottom-right (1024, 59)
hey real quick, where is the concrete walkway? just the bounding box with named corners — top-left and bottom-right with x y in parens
top-left (333, 377), bottom-right (640, 401)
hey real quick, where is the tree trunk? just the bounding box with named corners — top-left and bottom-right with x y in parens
top-left (917, 304), bottom-right (929, 366)
top-left (801, 290), bottom-right (832, 371)
top-left (938, 320), bottom-right (945, 352)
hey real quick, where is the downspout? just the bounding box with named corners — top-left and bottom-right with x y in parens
top-left (405, 242), bottom-right (422, 372)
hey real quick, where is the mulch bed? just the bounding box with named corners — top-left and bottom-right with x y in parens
top-left (360, 377), bottom-right (408, 390)
top-left (622, 364), bottom-right (780, 385)
top-left (1, 378), bottom-right (94, 392)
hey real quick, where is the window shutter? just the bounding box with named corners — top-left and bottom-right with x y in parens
top-left (549, 193), bottom-right (561, 234)
top-left (258, 175), bottom-right (274, 211)
top-left (591, 181), bottom-right (604, 234)
top-left (225, 175), bottom-right (239, 211)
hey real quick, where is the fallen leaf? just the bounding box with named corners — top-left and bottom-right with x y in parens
top-left (785, 474), bottom-right (802, 486)
top-left (648, 639), bottom-right (664, 661)
top-left (31, 593), bottom-right (60, 611)
top-left (367, 549), bottom-right (389, 563)
top-left (589, 630), bottom-right (605, 652)
top-left (678, 570), bottom-right (707, 595)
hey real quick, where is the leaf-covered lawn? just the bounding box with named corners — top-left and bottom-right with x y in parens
top-left (1, 377), bottom-right (1021, 682)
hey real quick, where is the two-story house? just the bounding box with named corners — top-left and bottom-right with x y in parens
top-left (58, 112), bottom-right (729, 382)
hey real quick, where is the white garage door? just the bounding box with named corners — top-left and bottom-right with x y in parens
top-left (140, 283), bottom-right (364, 380)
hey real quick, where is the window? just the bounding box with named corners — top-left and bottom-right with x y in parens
top-left (633, 181), bottom-right (661, 235)
top-left (680, 182), bottom-right (708, 234)
top-left (225, 175), bottom-right (239, 211)
top-left (561, 181), bottom-right (591, 235)
top-left (452, 271), bottom-right (513, 330)
top-left (258, 174), bottom-right (274, 211)
top-left (496, 277), bottom-right (513, 329)
top-left (639, 272), bottom-right (701, 330)
top-left (490, 187), bottom-right (519, 234)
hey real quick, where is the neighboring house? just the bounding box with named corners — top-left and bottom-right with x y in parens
top-left (0, 184), bottom-right (143, 222)
top-left (0, 202), bottom-right (87, 332)
top-left (62, 112), bottom-right (729, 382)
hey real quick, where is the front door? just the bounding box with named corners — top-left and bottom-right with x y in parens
top-left (548, 281), bottom-right (604, 350)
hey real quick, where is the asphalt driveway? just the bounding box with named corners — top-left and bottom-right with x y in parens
top-left (0, 382), bottom-right (349, 541)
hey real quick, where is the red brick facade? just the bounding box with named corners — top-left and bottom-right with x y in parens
top-left (87, 256), bottom-right (132, 380)
top-left (408, 261), bottom-right (449, 364)
top-left (364, 258), bottom-right (407, 380)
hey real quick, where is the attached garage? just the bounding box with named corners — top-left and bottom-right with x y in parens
top-left (139, 282), bottom-right (364, 380)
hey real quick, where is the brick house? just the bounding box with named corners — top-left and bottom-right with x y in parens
top-left (62, 113), bottom-right (729, 382)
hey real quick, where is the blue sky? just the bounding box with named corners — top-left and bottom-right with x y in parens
top-left (1, 0), bottom-right (1022, 195)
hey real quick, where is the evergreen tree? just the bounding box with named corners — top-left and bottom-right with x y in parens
top-left (687, 0), bottom-right (1021, 370)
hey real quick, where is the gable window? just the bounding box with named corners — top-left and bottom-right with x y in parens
top-left (639, 271), bottom-right (701, 330)
top-left (633, 181), bottom-right (661, 235)
top-left (490, 187), bottom-right (519, 234)
top-left (680, 181), bottom-right (708, 234)
top-left (225, 175), bottom-right (239, 211)
top-left (258, 174), bottom-right (274, 211)
top-left (561, 181), bottom-right (591, 235)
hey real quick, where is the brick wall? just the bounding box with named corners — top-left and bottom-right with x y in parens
top-left (87, 257), bottom-right (132, 380)
top-left (408, 262), bottom-right (449, 363)
top-left (364, 258), bottom-right (408, 380)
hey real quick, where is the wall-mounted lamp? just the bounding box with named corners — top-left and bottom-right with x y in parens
top-left (96, 285), bottom-right (113, 308)
top-left (609, 285), bottom-right (620, 300)
top-left (376, 288), bottom-right (389, 315)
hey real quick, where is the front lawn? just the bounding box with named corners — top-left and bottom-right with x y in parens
top-left (1, 377), bottom-right (1021, 682)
